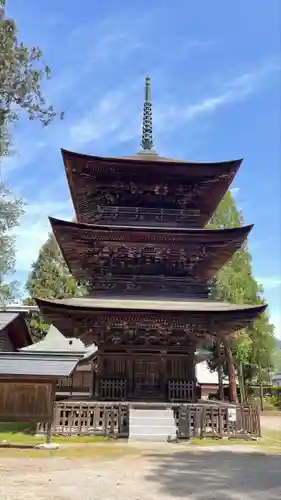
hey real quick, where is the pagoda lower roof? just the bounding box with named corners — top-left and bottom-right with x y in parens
top-left (35, 297), bottom-right (267, 346)
top-left (36, 296), bottom-right (266, 315)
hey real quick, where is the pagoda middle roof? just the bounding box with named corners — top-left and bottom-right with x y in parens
top-left (36, 296), bottom-right (267, 315)
top-left (50, 216), bottom-right (253, 239)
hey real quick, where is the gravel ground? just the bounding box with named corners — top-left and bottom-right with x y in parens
top-left (0, 445), bottom-right (281, 500)
top-left (0, 416), bottom-right (280, 500)
top-left (260, 415), bottom-right (281, 432)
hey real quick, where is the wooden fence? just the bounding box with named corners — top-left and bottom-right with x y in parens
top-left (37, 402), bottom-right (129, 437)
top-left (168, 381), bottom-right (195, 402)
top-left (176, 404), bottom-right (261, 439)
top-left (37, 402), bottom-right (260, 440)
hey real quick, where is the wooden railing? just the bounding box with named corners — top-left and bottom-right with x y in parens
top-left (37, 402), bottom-right (260, 440)
top-left (176, 404), bottom-right (261, 440)
top-left (37, 402), bottom-right (129, 437)
top-left (99, 379), bottom-right (127, 400)
top-left (93, 206), bottom-right (201, 226)
top-left (168, 380), bottom-right (195, 402)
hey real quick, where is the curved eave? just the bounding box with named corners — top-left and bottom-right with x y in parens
top-left (61, 147), bottom-right (243, 168)
top-left (61, 148), bottom-right (243, 222)
top-left (50, 217), bottom-right (253, 281)
top-left (49, 216), bottom-right (253, 238)
top-left (35, 296), bottom-right (267, 316)
top-left (35, 297), bottom-right (267, 343)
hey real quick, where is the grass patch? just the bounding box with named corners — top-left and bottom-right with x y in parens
top-left (0, 443), bottom-right (138, 459)
top-left (0, 422), bottom-right (280, 457)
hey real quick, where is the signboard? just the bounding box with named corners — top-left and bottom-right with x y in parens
top-left (0, 381), bottom-right (54, 423)
top-left (227, 407), bottom-right (237, 422)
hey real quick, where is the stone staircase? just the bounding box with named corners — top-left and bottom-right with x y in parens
top-left (129, 407), bottom-right (177, 442)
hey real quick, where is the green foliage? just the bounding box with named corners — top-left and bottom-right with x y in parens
top-left (207, 191), bottom-right (275, 382)
top-left (0, 6), bottom-right (63, 156)
top-left (273, 349), bottom-right (281, 371)
top-left (0, 181), bottom-right (24, 305)
top-left (25, 233), bottom-right (86, 339)
top-left (0, 3), bottom-right (64, 303)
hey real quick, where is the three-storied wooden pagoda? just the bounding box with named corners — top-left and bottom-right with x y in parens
top-left (36, 77), bottom-right (266, 403)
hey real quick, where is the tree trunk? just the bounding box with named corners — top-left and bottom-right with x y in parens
top-left (224, 338), bottom-right (237, 403)
top-left (258, 362), bottom-right (264, 412)
top-left (238, 363), bottom-right (246, 404)
top-left (216, 339), bottom-right (224, 401)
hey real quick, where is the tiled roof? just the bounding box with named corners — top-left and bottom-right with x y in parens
top-left (0, 352), bottom-right (87, 377)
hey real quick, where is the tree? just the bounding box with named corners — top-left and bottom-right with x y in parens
top-left (0, 181), bottom-right (24, 304)
top-left (0, 5), bottom-right (63, 157)
top-left (0, 3), bottom-right (63, 305)
top-left (207, 192), bottom-right (275, 398)
top-left (25, 233), bottom-right (86, 339)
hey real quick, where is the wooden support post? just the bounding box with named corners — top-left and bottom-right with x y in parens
top-left (238, 363), bottom-right (246, 405)
top-left (46, 421), bottom-right (52, 445)
top-left (223, 338), bottom-right (237, 403)
top-left (216, 339), bottom-right (224, 401)
top-left (91, 361), bottom-right (95, 399)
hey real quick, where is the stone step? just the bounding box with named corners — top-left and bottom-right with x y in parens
top-left (130, 419), bottom-right (175, 427)
top-left (129, 408), bottom-right (177, 442)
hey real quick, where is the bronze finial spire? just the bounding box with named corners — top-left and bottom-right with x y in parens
top-left (140, 76), bottom-right (156, 153)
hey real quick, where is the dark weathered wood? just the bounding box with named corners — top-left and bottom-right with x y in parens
top-left (35, 136), bottom-right (267, 405)
top-left (50, 217), bottom-right (251, 298)
top-left (216, 339), bottom-right (224, 401)
top-left (62, 148), bottom-right (242, 228)
top-left (0, 380), bottom-right (55, 423)
top-left (37, 401), bottom-right (261, 440)
top-left (224, 338), bottom-right (237, 403)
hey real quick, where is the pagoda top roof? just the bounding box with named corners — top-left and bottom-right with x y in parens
top-left (36, 296), bottom-right (267, 315)
top-left (62, 147), bottom-right (243, 171)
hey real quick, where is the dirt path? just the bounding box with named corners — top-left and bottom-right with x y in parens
top-left (0, 446), bottom-right (281, 500)
top-left (261, 415), bottom-right (281, 432)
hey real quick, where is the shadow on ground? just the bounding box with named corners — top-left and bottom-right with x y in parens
top-left (145, 448), bottom-right (281, 499)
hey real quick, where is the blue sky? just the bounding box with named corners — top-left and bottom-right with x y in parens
top-left (3, 1), bottom-right (281, 335)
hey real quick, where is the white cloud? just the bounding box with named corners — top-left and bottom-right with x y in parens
top-left (69, 89), bottom-right (132, 146)
top-left (270, 313), bottom-right (281, 340)
top-left (67, 59), bottom-right (280, 151)
top-left (257, 277), bottom-right (281, 290)
top-left (153, 60), bottom-right (280, 134)
top-left (230, 187), bottom-right (240, 198)
top-left (14, 194), bottom-right (74, 273)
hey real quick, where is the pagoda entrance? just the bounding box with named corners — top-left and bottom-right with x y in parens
top-left (133, 359), bottom-right (162, 400)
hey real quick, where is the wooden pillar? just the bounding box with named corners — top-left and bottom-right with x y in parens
top-left (94, 355), bottom-right (101, 399)
top-left (216, 339), bottom-right (224, 401)
top-left (90, 361), bottom-right (95, 399)
top-left (160, 353), bottom-right (166, 399)
top-left (127, 355), bottom-right (133, 399)
top-left (223, 338), bottom-right (237, 403)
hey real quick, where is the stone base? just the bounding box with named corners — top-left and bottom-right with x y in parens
top-left (34, 442), bottom-right (60, 450)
